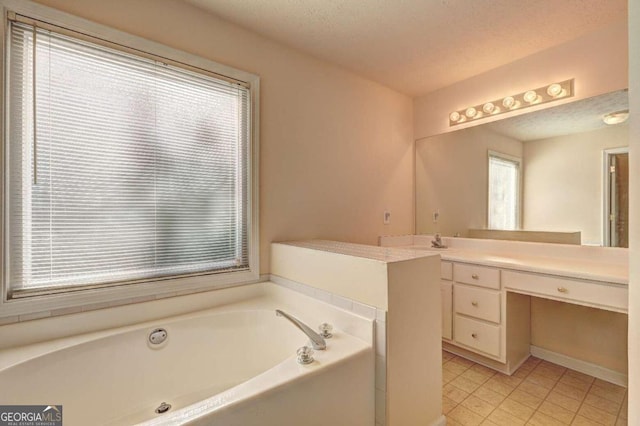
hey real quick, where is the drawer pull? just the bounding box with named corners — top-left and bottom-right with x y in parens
top-left (471, 301), bottom-right (478, 307)
top-left (557, 287), bottom-right (568, 293)
top-left (471, 274), bottom-right (479, 280)
top-left (471, 333), bottom-right (478, 338)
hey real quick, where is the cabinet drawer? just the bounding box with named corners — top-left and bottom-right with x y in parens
top-left (441, 261), bottom-right (453, 281)
top-left (454, 263), bottom-right (500, 289)
top-left (454, 315), bottom-right (501, 358)
top-left (502, 270), bottom-right (628, 313)
top-left (454, 284), bottom-right (501, 323)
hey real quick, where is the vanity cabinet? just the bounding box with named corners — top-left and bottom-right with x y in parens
top-left (452, 263), bottom-right (504, 359)
top-left (441, 261), bottom-right (453, 340)
top-left (440, 261), bottom-right (531, 374)
top-left (380, 234), bottom-right (628, 380)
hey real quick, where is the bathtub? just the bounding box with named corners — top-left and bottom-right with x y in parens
top-left (0, 283), bottom-right (375, 425)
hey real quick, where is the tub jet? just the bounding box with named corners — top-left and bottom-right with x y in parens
top-left (149, 328), bottom-right (168, 345)
top-left (155, 402), bottom-right (171, 414)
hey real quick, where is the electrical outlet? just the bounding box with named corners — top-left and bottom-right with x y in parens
top-left (383, 211), bottom-right (391, 225)
top-left (433, 210), bottom-right (439, 223)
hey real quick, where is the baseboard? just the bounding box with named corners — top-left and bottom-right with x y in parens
top-left (443, 342), bottom-right (510, 375)
top-left (530, 345), bottom-right (627, 387)
top-left (443, 342), bottom-right (530, 376)
top-left (430, 414), bottom-right (447, 426)
top-left (258, 273), bottom-right (271, 282)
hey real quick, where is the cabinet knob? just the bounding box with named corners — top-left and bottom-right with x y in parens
top-left (557, 287), bottom-right (568, 293)
top-left (471, 274), bottom-right (479, 280)
top-left (471, 301), bottom-right (478, 307)
top-left (471, 333), bottom-right (478, 338)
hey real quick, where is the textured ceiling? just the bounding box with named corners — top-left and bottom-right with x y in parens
top-left (486, 90), bottom-right (629, 141)
top-left (182, 0), bottom-right (626, 95)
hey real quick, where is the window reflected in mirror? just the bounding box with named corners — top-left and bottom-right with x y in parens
top-left (488, 151), bottom-right (522, 231)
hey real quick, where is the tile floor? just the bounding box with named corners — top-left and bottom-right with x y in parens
top-left (442, 351), bottom-right (628, 426)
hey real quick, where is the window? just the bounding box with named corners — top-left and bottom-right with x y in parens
top-left (2, 9), bottom-right (258, 307)
top-left (487, 151), bottom-right (521, 230)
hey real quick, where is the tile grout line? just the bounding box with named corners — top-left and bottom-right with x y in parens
top-left (574, 374), bottom-right (595, 425)
top-left (614, 388), bottom-right (627, 422)
top-left (519, 358), bottom-right (547, 425)
top-left (558, 368), bottom-right (581, 425)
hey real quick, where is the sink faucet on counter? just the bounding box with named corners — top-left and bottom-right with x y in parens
top-left (276, 309), bottom-right (327, 350)
top-left (432, 233), bottom-right (447, 248)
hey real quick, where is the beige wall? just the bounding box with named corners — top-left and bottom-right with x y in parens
top-left (415, 126), bottom-right (522, 236)
top-left (628, 0), bottom-right (639, 422)
top-left (32, 0), bottom-right (415, 275)
top-left (414, 20), bottom-right (628, 139)
top-left (523, 124), bottom-right (629, 245)
top-left (531, 298), bottom-right (628, 374)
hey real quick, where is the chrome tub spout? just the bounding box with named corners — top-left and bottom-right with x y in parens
top-left (275, 309), bottom-right (326, 350)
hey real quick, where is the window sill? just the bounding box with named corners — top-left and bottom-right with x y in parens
top-left (0, 269), bottom-right (261, 323)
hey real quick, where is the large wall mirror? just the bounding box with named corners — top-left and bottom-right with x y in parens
top-left (415, 89), bottom-right (629, 247)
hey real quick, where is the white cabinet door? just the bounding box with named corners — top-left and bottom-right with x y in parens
top-left (441, 280), bottom-right (453, 340)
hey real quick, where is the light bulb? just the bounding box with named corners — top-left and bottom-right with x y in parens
top-left (546, 83), bottom-right (563, 98)
top-left (482, 102), bottom-right (495, 114)
top-left (449, 111), bottom-right (461, 122)
top-left (502, 96), bottom-right (515, 109)
top-left (465, 107), bottom-right (477, 118)
top-left (524, 90), bottom-right (538, 103)
top-left (603, 110), bottom-right (629, 125)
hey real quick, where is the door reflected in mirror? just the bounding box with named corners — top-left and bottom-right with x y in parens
top-left (415, 89), bottom-right (629, 247)
top-left (605, 148), bottom-right (629, 247)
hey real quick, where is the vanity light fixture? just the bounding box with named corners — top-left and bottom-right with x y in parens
top-left (465, 107), bottom-right (477, 118)
top-left (603, 110), bottom-right (629, 125)
top-left (523, 90), bottom-right (538, 103)
top-left (482, 102), bottom-right (496, 114)
top-left (546, 83), bottom-right (564, 98)
top-left (502, 96), bottom-right (516, 109)
top-left (449, 79), bottom-right (574, 126)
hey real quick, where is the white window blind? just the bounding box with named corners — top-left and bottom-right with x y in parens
top-left (488, 153), bottom-right (520, 230)
top-left (7, 20), bottom-right (251, 295)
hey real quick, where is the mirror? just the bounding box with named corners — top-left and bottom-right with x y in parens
top-left (415, 89), bottom-right (629, 247)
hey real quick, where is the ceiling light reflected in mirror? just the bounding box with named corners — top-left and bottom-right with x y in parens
top-left (603, 110), bottom-right (629, 125)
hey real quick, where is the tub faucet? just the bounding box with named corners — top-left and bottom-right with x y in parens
top-left (276, 309), bottom-right (326, 350)
top-left (432, 233), bottom-right (447, 248)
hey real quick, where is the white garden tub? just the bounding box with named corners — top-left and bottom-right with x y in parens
top-left (0, 283), bottom-right (374, 425)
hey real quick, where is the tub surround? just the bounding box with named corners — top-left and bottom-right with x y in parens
top-left (271, 240), bottom-right (444, 426)
top-left (271, 240), bottom-right (445, 309)
top-left (380, 234), bottom-right (628, 385)
top-left (0, 283), bottom-right (374, 426)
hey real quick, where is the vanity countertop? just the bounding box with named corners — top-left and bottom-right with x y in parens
top-left (395, 244), bottom-right (628, 285)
